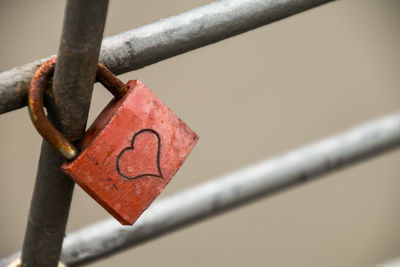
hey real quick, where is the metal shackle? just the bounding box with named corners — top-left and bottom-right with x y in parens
top-left (28, 56), bottom-right (129, 160)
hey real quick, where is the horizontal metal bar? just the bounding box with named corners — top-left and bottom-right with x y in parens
top-left (0, 0), bottom-right (335, 114)
top-left (3, 112), bottom-right (399, 266)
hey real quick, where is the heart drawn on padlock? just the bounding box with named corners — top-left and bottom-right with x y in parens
top-left (116, 128), bottom-right (164, 181)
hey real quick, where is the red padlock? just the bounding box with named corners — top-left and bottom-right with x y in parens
top-left (28, 57), bottom-right (198, 225)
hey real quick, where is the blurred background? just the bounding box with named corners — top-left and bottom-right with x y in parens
top-left (1, 0), bottom-right (400, 266)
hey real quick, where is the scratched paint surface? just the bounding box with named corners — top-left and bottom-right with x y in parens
top-left (62, 80), bottom-right (198, 225)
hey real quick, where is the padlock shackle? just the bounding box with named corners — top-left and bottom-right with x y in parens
top-left (28, 56), bottom-right (129, 160)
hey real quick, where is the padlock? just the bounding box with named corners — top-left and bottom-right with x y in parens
top-left (28, 57), bottom-right (198, 225)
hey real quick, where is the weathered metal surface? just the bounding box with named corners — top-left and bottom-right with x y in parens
top-left (96, 62), bottom-right (129, 99)
top-left (20, 1), bottom-right (109, 266)
top-left (0, 0), bottom-right (336, 114)
top-left (27, 57), bottom-right (77, 159)
top-left (62, 80), bottom-right (198, 225)
top-left (27, 58), bottom-right (128, 160)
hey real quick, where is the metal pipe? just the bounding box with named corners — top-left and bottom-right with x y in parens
top-left (0, 0), bottom-right (336, 114)
top-left (58, 112), bottom-right (400, 265)
top-left (3, 112), bottom-right (398, 266)
top-left (20, 1), bottom-right (109, 266)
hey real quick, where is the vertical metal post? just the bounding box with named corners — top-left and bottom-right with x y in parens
top-left (21, 1), bottom-right (109, 266)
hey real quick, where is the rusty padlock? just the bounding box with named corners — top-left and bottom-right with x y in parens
top-left (28, 57), bottom-right (198, 225)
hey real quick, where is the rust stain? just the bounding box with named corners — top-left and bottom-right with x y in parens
top-left (27, 57), bottom-right (130, 160)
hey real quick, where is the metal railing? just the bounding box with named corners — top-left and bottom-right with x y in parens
top-left (1, 0), bottom-right (399, 266)
top-left (0, 0), bottom-right (335, 114)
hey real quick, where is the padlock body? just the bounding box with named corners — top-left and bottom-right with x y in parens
top-left (62, 80), bottom-right (198, 225)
